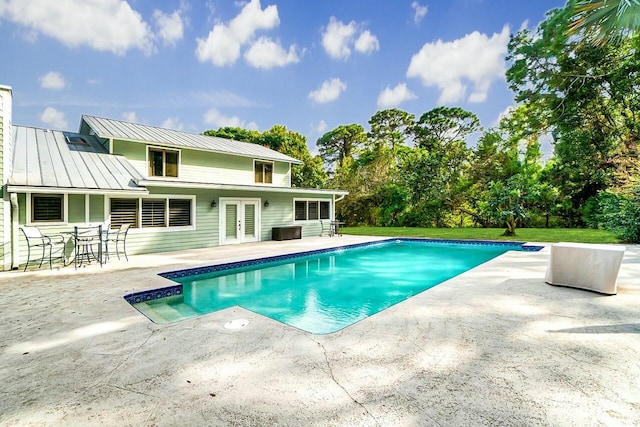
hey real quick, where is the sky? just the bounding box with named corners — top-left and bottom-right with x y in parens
top-left (0, 0), bottom-right (565, 154)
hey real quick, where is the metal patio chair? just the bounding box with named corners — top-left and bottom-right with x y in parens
top-left (20, 226), bottom-right (65, 272)
top-left (320, 220), bottom-right (334, 237)
top-left (104, 223), bottom-right (130, 262)
top-left (73, 225), bottom-right (103, 269)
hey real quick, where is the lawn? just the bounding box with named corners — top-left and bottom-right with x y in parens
top-left (340, 227), bottom-right (621, 244)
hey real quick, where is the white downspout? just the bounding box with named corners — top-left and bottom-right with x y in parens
top-left (333, 194), bottom-right (346, 221)
top-left (10, 192), bottom-right (19, 269)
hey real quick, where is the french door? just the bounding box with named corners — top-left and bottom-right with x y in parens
top-left (220, 199), bottom-right (260, 245)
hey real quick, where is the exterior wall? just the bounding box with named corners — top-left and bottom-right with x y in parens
top-left (112, 139), bottom-right (291, 187)
top-left (13, 187), bottom-right (335, 269)
top-left (289, 192), bottom-right (334, 237)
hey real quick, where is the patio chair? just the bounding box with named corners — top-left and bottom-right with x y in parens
top-left (20, 226), bottom-right (65, 272)
top-left (320, 220), bottom-right (334, 237)
top-left (74, 225), bottom-right (103, 269)
top-left (104, 223), bottom-right (130, 262)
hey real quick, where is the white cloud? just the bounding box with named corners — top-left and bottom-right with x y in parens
top-left (315, 120), bottom-right (328, 134)
top-left (153, 9), bottom-right (185, 46)
top-left (354, 30), bottom-right (379, 54)
top-left (40, 107), bottom-right (68, 129)
top-left (308, 78), bottom-right (346, 104)
top-left (122, 111), bottom-right (138, 122)
top-left (377, 83), bottom-right (417, 108)
top-left (244, 37), bottom-right (300, 69)
top-left (411, 1), bottom-right (428, 23)
top-left (321, 17), bottom-right (380, 60)
top-left (203, 108), bottom-right (257, 130)
top-left (39, 71), bottom-right (67, 90)
top-left (406, 25), bottom-right (510, 104)
top-left (161, 117), bottom-right (184, 130)
top-left (195, 0), bottom-right (280, 66)
top-left (192, 90), bottom-right (262, 108)
top-left (322, 17), bottom-right (357, 60)
top-left (0, 0), bottom-right (154, 55)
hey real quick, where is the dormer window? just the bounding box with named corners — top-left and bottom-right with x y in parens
top-left (148, 147), bottom-right (179, 178)
top-left (254, 160), bottom-right (273, 184)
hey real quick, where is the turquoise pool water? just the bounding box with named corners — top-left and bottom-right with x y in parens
top-left (128, 240), bottom-right (537, 334)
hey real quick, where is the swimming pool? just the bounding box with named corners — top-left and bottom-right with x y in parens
top-left (125, 239), bottom-right (542, 334)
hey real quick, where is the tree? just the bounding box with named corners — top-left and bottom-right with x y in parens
top-left (568, 0), bottom-right (640, 45)
top-left (367, 108), bottom-right (415, 155)
top-left (413, 106), bottom-right (480, 151)
top-left (506, 8), bottom-right (640, 224)
top-left (204, 127), bottom-right (260, 142)
top-left (316, 124), bottom-right (365, 169)
top-left (482, 177), bottom-right (530, 236)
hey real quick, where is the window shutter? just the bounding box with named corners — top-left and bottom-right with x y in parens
top-left (295, 201), bottom-right (307, 220)
top-left (320, 201), bottom-right (330, 220)
top-left (32, 195), bottom-right (63, 222)
top-left (308, 201), bottom-right (318, 220)
top-left (142, 199), bottom-right (166, 227)
top-left (110, 199), bottom-right (138, 228)
top-left (168, 199), bottom-right (191, 227)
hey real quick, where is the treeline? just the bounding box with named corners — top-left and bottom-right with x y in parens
top-left (205, 5), bottom-right (640, 241)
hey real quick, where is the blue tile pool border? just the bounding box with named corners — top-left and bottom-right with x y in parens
top-left (123, 238), bottom-right (543, 305)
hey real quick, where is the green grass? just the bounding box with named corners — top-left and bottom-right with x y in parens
top-left (340, 226), bottom-right (621, 244)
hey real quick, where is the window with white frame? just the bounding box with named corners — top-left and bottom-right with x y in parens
top-left (294, 200), bottom-right (331, 221)
top-left (31, 194), bottom-right (64, 223)
top-left (254, 160), bottom-right (273, 184)
top-left (148, 147), bottom-right (179, 178)
top-left (109, 196), bottom-right (193, 229)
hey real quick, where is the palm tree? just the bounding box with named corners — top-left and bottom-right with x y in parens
top-left (568, 0), bottom-right (640, 44)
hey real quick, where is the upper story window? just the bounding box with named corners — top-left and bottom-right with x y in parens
top-left (254, 160), bottom-right (273, 184)
top-left (148, 147), bottom-right (179, 178)
top-left (31, 194), bottom-right (64, 223)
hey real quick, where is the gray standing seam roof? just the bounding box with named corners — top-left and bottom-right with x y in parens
top-left (9, 125), bottom-right (145, 193)
top-left (81, 115), bottom-right (303, 164)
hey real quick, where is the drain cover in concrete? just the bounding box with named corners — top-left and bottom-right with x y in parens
top-left (224, 319), bottom-right (249, 329)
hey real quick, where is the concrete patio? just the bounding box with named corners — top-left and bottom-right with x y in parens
top-left (1, 236), bottom-right (639, 426)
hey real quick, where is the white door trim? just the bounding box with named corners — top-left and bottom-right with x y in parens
top-left (219, 197), bottom-right (261, 245)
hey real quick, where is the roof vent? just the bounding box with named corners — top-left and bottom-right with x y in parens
top-left (65, 135), bottom-right (89, 145)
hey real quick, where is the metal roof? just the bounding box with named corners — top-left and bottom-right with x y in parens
top-left (8, 125), bottom-right (146, 194)
top-left (81, 115), bottom-right (303, 165)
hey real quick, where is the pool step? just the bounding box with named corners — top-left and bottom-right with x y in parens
top-left (134, 297), bottom-right (201, 323)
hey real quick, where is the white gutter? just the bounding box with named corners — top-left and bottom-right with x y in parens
top-left (6, 186), bottom-right (149, 196)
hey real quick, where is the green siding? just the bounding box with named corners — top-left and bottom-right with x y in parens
top-left (89, 195), bottom-right (104, 222)
top-left (112, 139), bottom-right (291, 186)
top-left (13, 187), bottom-right (333, 269)
top-left (112, 139), bottom-right (146, 162)
top-left (68, 194), bottom-right (85, 223)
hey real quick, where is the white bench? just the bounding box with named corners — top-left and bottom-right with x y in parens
top-left (545, 242), bottom-right (626, 295)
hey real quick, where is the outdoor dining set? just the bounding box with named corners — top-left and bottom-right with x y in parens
top-left (19, 224), bottom-right (130, 271)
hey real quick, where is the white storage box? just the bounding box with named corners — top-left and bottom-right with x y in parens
top-left (545, 242), bottom-right (626, 295)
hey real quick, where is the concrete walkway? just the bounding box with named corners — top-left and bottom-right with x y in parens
top-left (1, 236), bottom-right (639, 426)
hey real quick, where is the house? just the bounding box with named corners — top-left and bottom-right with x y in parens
top-left (0, 85), bottom-right (346, 271)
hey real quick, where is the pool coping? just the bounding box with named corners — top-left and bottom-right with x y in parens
top-left (124, 237), bottom-right (543, 305)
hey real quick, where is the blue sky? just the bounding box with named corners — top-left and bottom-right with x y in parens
top-left (0, 0), bottom-right (564, 153)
